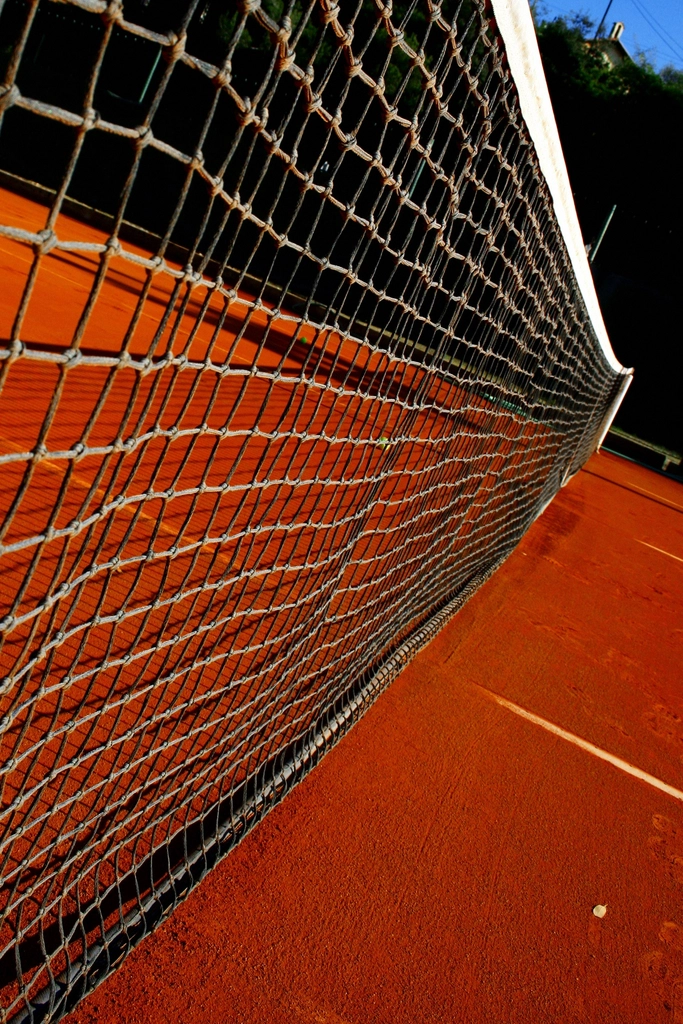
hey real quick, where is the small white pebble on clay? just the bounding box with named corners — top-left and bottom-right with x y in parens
top-left (593, 904), bottom-right (607, 918)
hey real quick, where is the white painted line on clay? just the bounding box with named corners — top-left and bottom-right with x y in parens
top-left (477, 686), bottom-right (683, 803)
top-left (629, 485), bottom-right (683, 510)
top-left (637, 540), bottom-right (683, 564)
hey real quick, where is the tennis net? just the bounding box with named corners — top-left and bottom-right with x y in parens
top-left (0, 1), bottom-right (629, 1020)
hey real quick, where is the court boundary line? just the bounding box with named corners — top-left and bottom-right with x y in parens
top-left (477, 686), bottom-right (683, 803)
top-left (581, 466), bottom-right (683, 513)
top-left (637, 540), bottom-right (683, 565)
top-left (8, 558), bottom-right (507, 1024)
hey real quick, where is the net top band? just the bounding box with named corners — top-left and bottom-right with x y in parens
top-left (490, 0), bottom-right (627, 376)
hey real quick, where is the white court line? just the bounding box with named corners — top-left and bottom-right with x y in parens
top-left (637, 540), bottom-right (683, 564)
top-left (627, 484), bottom-right (683, 511)
top-left (477, 686), bottom-right (683, 804)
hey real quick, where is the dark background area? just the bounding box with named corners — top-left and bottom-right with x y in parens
top-left (535, 14), bottom-right (682, 456)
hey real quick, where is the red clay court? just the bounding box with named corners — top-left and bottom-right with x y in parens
top-left (62, 450), bottom-right (683, 1024)
top-left (0, 1), bottom-right (663, 1020)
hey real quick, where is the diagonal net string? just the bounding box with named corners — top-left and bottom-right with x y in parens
top-left (0, 1), bottom-right (627, 1021)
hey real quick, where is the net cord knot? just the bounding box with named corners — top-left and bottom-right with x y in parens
top-left (101, 0), bottom-right (124, 25)
top-left (165, 33), bottom-right (188, 64)
top-left (35, 230), bottom-right (58, 256)
top-left (0, 84), bottom-right (20, 114)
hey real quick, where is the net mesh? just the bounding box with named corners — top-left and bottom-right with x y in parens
top-left (0, 1), bottom-right (626, 1020)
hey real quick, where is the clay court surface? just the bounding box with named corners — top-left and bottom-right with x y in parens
top-left (0, 185), bottom-right (678, 1023)
top-left (49, 450), bottom-right (681, 1024)
top-left (0, 180), bottom-right (581, 1019)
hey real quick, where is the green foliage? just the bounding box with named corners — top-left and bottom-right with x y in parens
top-left (536, 13), bottom-right (683, 102)
top-left (535, 15), bottom-right (609, 94)
top-left (534, 12), bottom-right (682, 448)
top-left (661, 64), bottom-right (683, 89)
top-left (197, 0), bottom-right (488, 117)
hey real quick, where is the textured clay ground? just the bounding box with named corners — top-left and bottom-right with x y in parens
top-left (59, 451), bottom-right (683, 1024)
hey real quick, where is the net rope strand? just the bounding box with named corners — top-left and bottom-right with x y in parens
top-left (0, 0), bottom-right (626, 1020)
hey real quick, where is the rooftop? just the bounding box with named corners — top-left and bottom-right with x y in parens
top-left (590, 21), bottom-right (633, 68)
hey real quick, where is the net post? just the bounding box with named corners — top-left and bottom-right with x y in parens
top-left (594, 370), bottom-right (634, 452)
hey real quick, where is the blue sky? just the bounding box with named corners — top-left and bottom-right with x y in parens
top-left (534, 0), bottom-right (683, 71)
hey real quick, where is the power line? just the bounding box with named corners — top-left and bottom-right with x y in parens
top-left (629, 0), bottom-right (683, 57)
top-left (536, 0), bottom-right (683, 69)
top-left (628, 0), bottom-right (683, 64)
